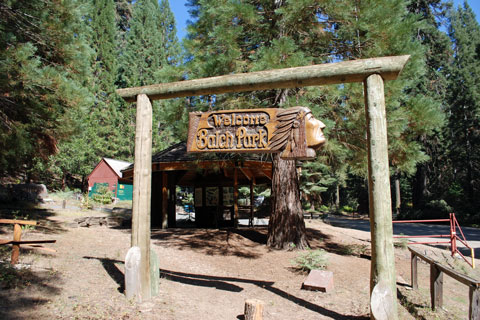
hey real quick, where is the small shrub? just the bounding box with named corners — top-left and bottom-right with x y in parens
top-left (292, 248), bottom-right (328, 272)
top-left (92, 185), bottom-right (113, 204)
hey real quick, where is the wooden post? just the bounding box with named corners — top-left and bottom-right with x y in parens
top-left (411, 252), bottom-right (418, 290)
top-left (162, 171), bottom-right (168, 229)
top-left (430, 264), bottom-right (443, 310)
top-left (11, 223), bottom-right (22, 265)
top-left (244, 299), bottom-right (264, 320)
top-left (364, 73), bottom-right (398, 319)
top-left (130, 93), bottom-right (153, 302)
top-left (250, 180), bottom-right (254, 227)
top-left (469, 286), bottom-right (480, 319)
top-left (234, 167), bottom-right (239, 227)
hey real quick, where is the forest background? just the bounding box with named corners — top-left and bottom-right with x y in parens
top-left (1, 0), bottom-right (480, 224)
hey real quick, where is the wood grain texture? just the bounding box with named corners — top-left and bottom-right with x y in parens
top-left (131, 94), bottom-right (152, 302)
top-left (117, 56), bottom-right (410, 102)
top-left (364, 74), bottom-right (398, 319)
top-left (244, 299), bottom-right (264, 320)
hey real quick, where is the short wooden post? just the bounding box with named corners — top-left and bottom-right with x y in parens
top-left (364, 73), bottom-right (398, 319)
top-left (130, 93), bottom-right (153, 302)
top-left (11, 223), bottom-right (22, 265)
top-left (430, 264), bottom-right (443, 310)
top-left (469, 286), bottom-right (480, 319)
top-left (244, 299), bottom-right (264, 320)
top-left (411, 252), bottom-right (418, 290)
top-left (162, 172), bottom-right (168, 229)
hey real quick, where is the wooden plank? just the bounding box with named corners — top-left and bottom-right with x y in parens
top-left (408, 247), bottom-right (480, 287)
top-left (411, 252), bottom-right (418, 290)
top-left (22, 245), bottom-right (57, 253)
top-left (130, 93), bottom-right (152, 302)
top-left (469, 286), bottom-right (480, 320)
top-left (10, 240), bottom-right (56, 245)
top-left (240, 167), bottom-right (254, 181)
top-left (117, 56), bottom-right (410, 102)
top-left (430, 264), bottom-right (443, 310)
top-left (0, 219), bottom-right (37, 226)
top-left (364, 73), bottom-right (398, 319)
top-left (261, 169), bottom-right (272, 180)
top-left (11, 223), bottom-right (22, 264)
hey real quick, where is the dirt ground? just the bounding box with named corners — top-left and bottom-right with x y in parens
top-left (0, 203), bottom-right (478, 320)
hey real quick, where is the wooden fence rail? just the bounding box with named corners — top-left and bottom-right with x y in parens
top-left (0, 219), bottom-right (56, 264)
top-left (409, 246), bottom-right (480, 319)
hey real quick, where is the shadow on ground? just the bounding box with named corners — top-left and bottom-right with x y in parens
top-left (84, 256), bottom-right (368, 320)
top-left (150, 227), bottom-right (269, 259)
top-left (0, 261), bottom-right (61, 320)
top-left (0, 203), bottom-right (68, 236)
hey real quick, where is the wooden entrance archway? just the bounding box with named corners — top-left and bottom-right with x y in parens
top-left (117, 55), bottom-right (409, 319)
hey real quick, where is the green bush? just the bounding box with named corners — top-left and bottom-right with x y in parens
top-left (92, 185), bottom-right (113, 204)
top-left (291, 248), bottom-right (328, 272)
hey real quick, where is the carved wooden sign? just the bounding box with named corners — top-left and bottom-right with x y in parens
top-left (187, 107), bottom-right (326, 160)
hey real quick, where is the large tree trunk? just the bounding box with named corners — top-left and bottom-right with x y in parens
top-left (267, 154), bottom-right (309, 250)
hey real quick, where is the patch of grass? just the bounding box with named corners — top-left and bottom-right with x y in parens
top-left (394, 235), bottom-right (408, 249)
top-left (291, 248), bottom-right (328, 272)
top-left (340, 244), bottom-right (369, 256)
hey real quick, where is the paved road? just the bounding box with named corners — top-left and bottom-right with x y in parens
top-left (325, 215), bottom-right (480, 259)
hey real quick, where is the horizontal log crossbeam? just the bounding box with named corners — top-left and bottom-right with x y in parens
top-left (117, 56), bottom-right (410, 102)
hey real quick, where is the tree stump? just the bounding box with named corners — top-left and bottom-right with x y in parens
top-left (244, 299), bottom-right (264, 320)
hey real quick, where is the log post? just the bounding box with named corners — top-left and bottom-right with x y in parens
top-left (11, 223), bottom-right (22, 265)
top-left (234, 167), bottom-right (238, 227)
top-left (411, 252), bottom-right (418, 290)
top-left (469, 286), bottom-right (480, 319)
top-left (430, 264), bottom-right (443, 310)
top-left (244, 299), bottom-right (264, 320)
top-left (364, 73), bottom-right (398, 319)
top-left (162, 171), bottom-right (168, 229)
top-left (249, 180), bottom-right (254, 227)
top-left (130, 93), bottom-right (153, 302)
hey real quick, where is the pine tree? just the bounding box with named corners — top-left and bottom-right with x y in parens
top-left (119, 0), bottom-right (183, 152)
top-left (445, 2), bottom-right (480, 213)
top-left (407, 0), bottom-right (451, 212)
top-left (0, 0), bottom-right (93, 179)
top-left (50, 0), bottom-right (136, 188)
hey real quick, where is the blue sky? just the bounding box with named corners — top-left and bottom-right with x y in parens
top-left (170, 0), bottom-right (480, 41)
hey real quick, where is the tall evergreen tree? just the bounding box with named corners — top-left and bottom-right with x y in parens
top-left (445, 2), bottom-right (480, 213)
top-left (51, 0), bottom-right (135, 188)
top-left (407, 0), bottom-right (450, 212)
top-left (119, 0), bottom-right (183, 152)
top-left (0, 0), bottom-right (92, 179)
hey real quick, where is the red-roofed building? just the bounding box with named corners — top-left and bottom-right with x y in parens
top-left (87, 158), bottom-right (133, 200)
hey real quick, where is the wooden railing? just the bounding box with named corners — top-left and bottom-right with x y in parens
top-left (0, 219), bottom-right (56, 264)
top-left (409, 246), bottom-right (479, 319)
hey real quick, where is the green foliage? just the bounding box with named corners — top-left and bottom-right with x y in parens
top-left (0, 0), bottom-right (93, 178)
top-left (291, 248), bottom-right (328, 272)
top-left (92, 185), bottom-right (113, 204)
